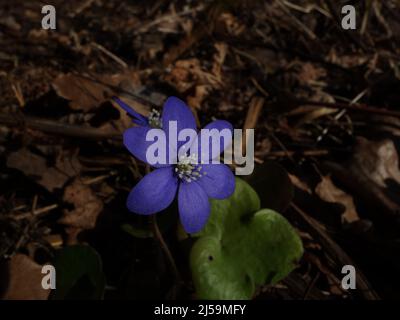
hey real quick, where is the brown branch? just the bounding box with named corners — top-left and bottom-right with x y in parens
top-left (296, 99), bottom-right (400, 118)
top-left (0, 113), bottom-right (121, 141)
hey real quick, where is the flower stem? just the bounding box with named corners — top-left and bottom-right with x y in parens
top-left (150, 214), bottom-right (183, 284)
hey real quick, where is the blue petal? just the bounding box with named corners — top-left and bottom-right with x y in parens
top-left (197, 164), bottom-right (235, 199)
top-left (123, 126), bottom-right (168, 168)
top-left (113, 97), bottom-right (148, 126)
top-left (127, 167), bottom-right (178, 214)
top-left (162, 97), bottom-right (197, 151)
top-left (178, 181), bottom-right (210, 233)
top-left (192, 120), bottom-right (233, 163)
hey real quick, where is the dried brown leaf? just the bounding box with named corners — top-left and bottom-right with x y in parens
top-left (352, 138), bottom-right (400, 188)
top-left (59, 179), bottom-right (103, 242)
top-left (2, 254), bottom-right (50, 300)
top-left (53, 70), bottom-right (141, 112)
top-left (164, 58), bottom-right (222, 94)
top-left (315, 175), bottom-right (359, 223)
top-left (296, 62), bottom-right (326, 85)
top-left (53, 74), bottom-right (108, 112)
top-left (7, 148), bottom-right (80, 192)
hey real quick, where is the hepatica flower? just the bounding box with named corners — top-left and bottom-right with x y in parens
top-left (115, 96), bottom-right (235, 233)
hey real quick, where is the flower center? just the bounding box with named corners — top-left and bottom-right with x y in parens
top-left (148, 109), bottom-right (162, 128)
top-left (175, 154), bottom-right (203, 183)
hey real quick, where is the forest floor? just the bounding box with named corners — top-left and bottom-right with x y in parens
top-left (1, 0), bottom-right (400, 300)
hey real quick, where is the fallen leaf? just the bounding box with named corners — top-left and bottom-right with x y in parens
top-left (315, 175), bottom-right (359, 223)
top-left (164, 58), bottom-right (200, 92)
top-left (327, 48), bottom-right (369, 68)
top-left (7, 148), bottom-right (81, 192)
top-left (352, 137), bottom-right (400, 188)
top-left (1, 254), bottom-right (50, 300)
top-left (53, 74), bottom-right (108, 112)
top-left (296, 62), bottom-right (326, 86)
top-left (164, 58), bottom-right (222, 94)
top-left (53, 70), bottom-right (141, 112)
top-left (59, 179), bottom-right (103, 243)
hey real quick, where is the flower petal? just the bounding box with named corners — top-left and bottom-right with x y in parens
top-left (127, 167), bottom-right (178, 214)
top-left (178, 181), bottom-right (210, 233)
top-left (191, 120), bottom-right (233, 163)
top-left (197, 164), bottom-right (235, 199)
top-left (162, 97), bottom-right (197, 150)
top-left (123, 126), bottom-right (167, 168)
top-left (113, 97), bottom-right (148, 126)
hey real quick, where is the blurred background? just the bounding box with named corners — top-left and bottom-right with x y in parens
top-left (0, 0), bottom-right (400, 300)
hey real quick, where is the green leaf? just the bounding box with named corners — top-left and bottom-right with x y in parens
top-left (190, 178), bottom-right (303, 300)
top-left (51, 245), bottom-right (105, 300)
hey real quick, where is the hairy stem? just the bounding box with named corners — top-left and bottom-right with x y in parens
top-left (150, 214), bottom-right (183, 284)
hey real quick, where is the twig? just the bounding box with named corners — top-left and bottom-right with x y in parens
top-left (243, 96), bottom-right (264, 150)
top-left (267, 150), bottom-right (329, 158)
top-left (134, 4), bottom-right (205, 35)
top-left (303, 271), bottom-right (320, 300)
top-left (92, 42), bottom-right (128, 69)
top-left (251, 77), bottom-right (269, 98)
top-left (10, 81), bottom-right (25, 107)
top-left (12, 204), bottom-right (59, 220)
top-left (296, 99), bottom-right (400, 118)
top-left (150, 214), bottom-right (183, 287)
top-left (277, 0), bottom-right (317, 39)
top-left (82, 171), bottom-right (118, 185)
top-left (0, 113), bottom-right (121, 141)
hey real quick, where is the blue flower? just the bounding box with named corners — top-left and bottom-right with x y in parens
top-left (115, 96), bottom-right (235, 233)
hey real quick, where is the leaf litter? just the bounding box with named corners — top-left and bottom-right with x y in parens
top-left (1, 0), bottom-right (400, 300)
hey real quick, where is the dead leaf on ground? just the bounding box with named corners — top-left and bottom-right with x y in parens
top-left (296, 62), bottom-right (327, 86)
top-left (352, 137), bottom-right (400, 188)
top-left (53, 70), bottom-right (141, 112)
top-left (327, 48), bottom-right (369, 68)
top-left (53, 73), bottom-right (108, 112)
top-left (315, 175), bottom-right (359, 223)
top-left (164, 58), bottom-right (223, 93)
top-left (1, 254), bottom-right (50, 300)
top-left (59, 179), bottom-right (104, 244)
top-left (6, 148), bottom-right (81, 192)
